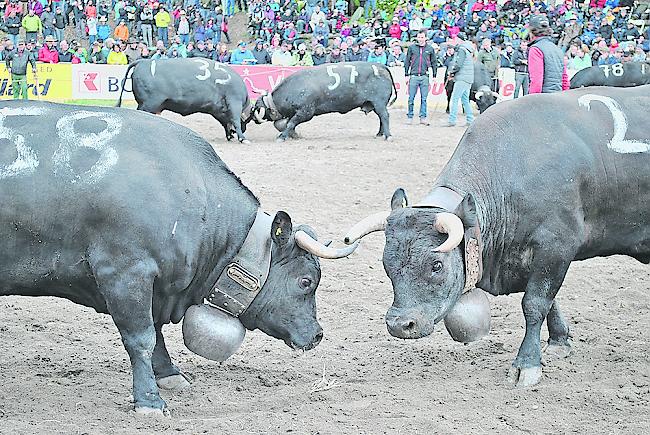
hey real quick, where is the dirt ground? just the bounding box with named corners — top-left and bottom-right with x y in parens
top-left (1, 108), bottom-right (649, 434)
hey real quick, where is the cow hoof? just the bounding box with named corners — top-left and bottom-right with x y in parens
top-left (385, 136), bottom-right (393, 142)
top-left (275, 137), bottom-right (286, 143)
top-left (157, 374), bottom-right (191, 391)
top-left (543, 342), bottom-right (572, 361)
top-left (507, 365), bottom-right (542, 388)
top-left (241, 139), bottom-right (251, 144)
top-left (135, 406), bottom-right (170, 418)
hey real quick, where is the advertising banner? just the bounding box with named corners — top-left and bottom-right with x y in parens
top-left (0, 63), bottom-right (72, 100)
top-left (71, 64), bottom-right (133, 101)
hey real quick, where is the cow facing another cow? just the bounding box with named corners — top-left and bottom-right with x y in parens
top-left (0, 101), bottom-right (361, 415)
top-left (344, 85), bottom-right (650, 388)
top-left (117, 58), bottom-right (253, 143)
top-left (251, 61), bottom-right (398, 141)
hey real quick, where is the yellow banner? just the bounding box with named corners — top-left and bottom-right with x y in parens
top-left (0, 63), bottom-right (72, 100)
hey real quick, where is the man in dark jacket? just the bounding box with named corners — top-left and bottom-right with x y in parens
top-left (404, 30), bottom-right (437, 125)
top-left (511, 40), bottom-right (528, 98)
top-left (527, 15), bottom-right (569, 94)
top-left (188, 40), bottom-right (211, 58)
top-left (345, 41), bottom-right (364, 61)
top-left (5, 40), bottom-right (37, 100)
top-left (251, 40), bottom-right (271, 64)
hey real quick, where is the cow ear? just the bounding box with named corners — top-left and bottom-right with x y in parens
top-left (390, 188), bottom-right (408, 210)
top-left (453, 193), bottom-right (477, 228)
top-left (271, 211), bottom-right (293, 247)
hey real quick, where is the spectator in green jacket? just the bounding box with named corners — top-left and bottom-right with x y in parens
top-left (21, 9), bottom-right (43, 43)
top-left (292, 43), bottom-right (314, 66)
top-left (5, 40), bottom-right (37, 100)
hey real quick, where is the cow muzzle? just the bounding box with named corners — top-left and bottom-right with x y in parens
top-left (385, 307), bottom-right (434, 339)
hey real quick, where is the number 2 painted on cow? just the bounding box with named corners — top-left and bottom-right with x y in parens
top-left (578, 94), bottom-right (650, 154)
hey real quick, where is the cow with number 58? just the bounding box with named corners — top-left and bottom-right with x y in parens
top-left (250, 61), bottom-right (398, 141)
top-left (117, 58), bottom-right (253, 143)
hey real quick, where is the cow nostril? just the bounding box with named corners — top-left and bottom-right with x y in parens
top-left (403, 320), bottom-right (416, 331)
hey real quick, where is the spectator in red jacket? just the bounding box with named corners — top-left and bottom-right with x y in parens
top-left (38, 34), bottom-right (59, 63)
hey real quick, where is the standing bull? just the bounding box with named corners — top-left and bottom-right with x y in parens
top-left (117, 58), bottom-right (252, 143)
top-left (445, 62), bottom-right (499, 114)
top-left (344, 86), bottom-right (650, 387)
top-left (252, 61), bottom-right (397, 141)
top-left (570, 61), bottom-right (650, 88)
top-left (0, 101), bottom-right (359, 414)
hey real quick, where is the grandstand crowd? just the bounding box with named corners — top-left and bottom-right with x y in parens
top-left (0, 0), bottom-right (649, 69)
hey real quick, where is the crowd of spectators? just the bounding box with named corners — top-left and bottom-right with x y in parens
top-left (1, 0), bottom-right (649, 70)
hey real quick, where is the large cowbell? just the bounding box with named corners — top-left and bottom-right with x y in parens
top-left (182, 210), bottom-right (273, 361)
top-left (183, 304), bottom-right (247, 362)
top-left (443, 287), bottom-right (491, 343)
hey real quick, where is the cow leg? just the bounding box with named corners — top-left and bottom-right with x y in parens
top-left (227, 108), bottom-right (250, 144)
top-left (373, 105), bottom-right (392, 140)
top-left (153, 324), bottom-right (191, 391)
top-left (215, 117), bottom-right (234, 141)
top-left (543, 300), bottom-right (572, 360)
top-left (277, 111), bottom-right (312, 142)
top-left (91, 254), bottom-right (167, 415)
top-left (507, 247), bottom-right (574, 388)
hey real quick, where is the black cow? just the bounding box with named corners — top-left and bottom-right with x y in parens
top-left (251, 61), bottom-right (397, 141)
top-left (570, 61), bottom-right (650, 88)
top-left (445, 62), bottom-right (499, 114)
top-left (117, 58), bottom-right (252, 143)
top-left (0, 101), bottom-right (359, 414)
top-left (345, 86), bottom-right (650, 388)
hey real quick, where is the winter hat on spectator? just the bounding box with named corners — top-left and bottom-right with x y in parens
top-left (529, 15), bottom-right (552, 37)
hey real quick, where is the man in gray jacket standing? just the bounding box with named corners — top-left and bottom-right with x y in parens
top-left (5, 40), bottom-right (37, 100)
top-left (447, 36), bottom-right (475, 127)
top-left (404, 30), bottom-right (437, 125)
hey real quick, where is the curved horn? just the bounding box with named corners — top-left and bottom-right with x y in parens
top-left (433, 212), bottom-right (465, 253)
top-left (295, 230), bottom-right (360, 259)
top-left (343, 211), bottom-right (390, 245)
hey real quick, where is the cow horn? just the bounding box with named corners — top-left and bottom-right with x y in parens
top-left (343, 211), bottom-right (390, 244)
top-left (295, 230), bottom-right (360, 259)
top-left (433, 213), bottom-right (465, 252)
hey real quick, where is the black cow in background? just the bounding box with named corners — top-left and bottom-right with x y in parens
top-left (251, 61), bottom-right (398, 141)
top-left (445, 61), bottom-right (499, 114)
top-left (117, 58), bottom-right (253, 143)
top-left (570, 61), bottom-right (650, 88)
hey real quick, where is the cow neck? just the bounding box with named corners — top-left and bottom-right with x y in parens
top-left (205, 209), bottom-right (273, 317)
top-left (413, 186), bottom-right (483, 293)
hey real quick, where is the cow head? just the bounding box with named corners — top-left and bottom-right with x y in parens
top-left (240, 211), bottom-right (360, 350)
top-left (344, 189), bottom-right (475, 339)
top-left (252, 93), bottom-right (278, 124)
top-left (473, 86), bottom-right (499, 113)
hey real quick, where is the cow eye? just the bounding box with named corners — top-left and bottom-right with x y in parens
top-left (431, 261), bottom-right (443, 274)
top-left (299, 277), bottom-right (313, 290)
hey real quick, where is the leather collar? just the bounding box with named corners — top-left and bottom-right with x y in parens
top-left (413, 186), bottom-right (483, 293)
top-left (262, 94), bottom-right (282, 121)
top-left (206, 210), bottom-right (273, 317)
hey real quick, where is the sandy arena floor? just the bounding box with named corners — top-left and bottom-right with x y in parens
top-left (1, 108), bottom-right (649, 434)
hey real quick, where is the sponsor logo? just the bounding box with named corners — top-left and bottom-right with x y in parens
top-left (0, 78), bottom-right (52, 96)
top-left (80, 72), bottom-right (99, 92)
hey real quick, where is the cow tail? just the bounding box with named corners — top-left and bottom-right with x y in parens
top-left (116, 60), bottom-right (141, 107)
top-left (386, 66), bottom-right (398, 107)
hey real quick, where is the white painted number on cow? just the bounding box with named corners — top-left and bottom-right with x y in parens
top-left (52, 111), bottom-right (121, 183)
top-left (642, 63), bottom-right (647, 75)
top-left (0, 107), bottom-right (46, 180)
top-left (578, 94), bottom-right (650, 154)
top-left (344, 65), bottom-right (359, 84)
top-left (371, 65), bottom-right (380, 77)
top-left (194, 59), bottom-right (231, 85)
top-left (150, 60), bottom-right (157, 77)
top-left (326, 65), bottom-right (359, 90)
top-left (600, 63), bottom-right (624, 78)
